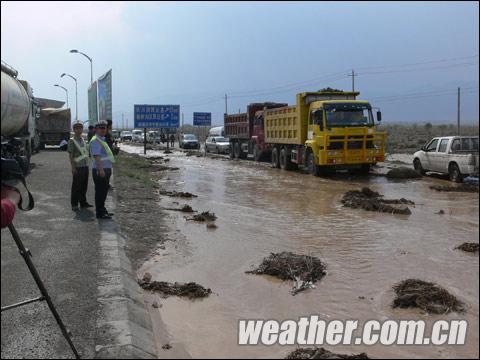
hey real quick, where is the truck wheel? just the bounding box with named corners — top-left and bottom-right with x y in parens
top-left (253, 144), bottom-right (262, 162)
top-left (229, 143), bottom-right (234, 159)
top-left (307, 152), bottom-right (320, 176)
top-left (239, 143), bottom-right (247, 159)
top-left (234, 142), bottom-right (241, 159)
top-left (271, 147), bottom-right (280, 168)
top-left (279, 148), bottom-right (292, 170)
top-left (356, 164), bottom-right (371, 175)
top-left (449, 163), bottom-right (463, 183)
top-left (413, 158), bottom-right (426, 175)
top-left (39, 142), bottom-right (45, 150)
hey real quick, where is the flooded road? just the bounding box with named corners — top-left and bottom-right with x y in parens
top-left (122, 145), bottom-right (479, 359)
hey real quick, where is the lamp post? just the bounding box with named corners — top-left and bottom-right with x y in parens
top-left (61, 73), bottom-right (78, 121)
top-left (70, 49), bottom-right (93, 84)
top-left (54, 84), bottom-right (69, 108)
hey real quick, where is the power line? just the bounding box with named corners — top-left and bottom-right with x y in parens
top-left (370, 85), bottom-right (479, 101)
top-left (354, 54), bottom-right (479, 71)
top-left (372, 88), bottom-right (478, 103)
top-left (228, 74), bottom-right (347, 99)
top-left (357, 61), bottom-right (478, 76)
top-left (227, 71), bottom-right (346, 96)
top-left (111, 54), bottom-right (479, 116)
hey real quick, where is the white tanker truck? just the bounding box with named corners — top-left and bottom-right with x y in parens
top-left (1, 61), bottom-right (41, 161)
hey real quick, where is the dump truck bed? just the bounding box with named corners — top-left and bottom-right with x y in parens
top-left (225, 102), bottom-right (288, 140)
top-left (37, 108), bottom-right (71, 145)
top-left (264, 105), bottom-right (305, 145)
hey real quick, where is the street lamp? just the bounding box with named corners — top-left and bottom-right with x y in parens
top-left (70, 49), bottom-right (93, 84)
top-left (54, 84), bottom-right (69, 108)
top-left (61, 73), bottom-right (78, 121)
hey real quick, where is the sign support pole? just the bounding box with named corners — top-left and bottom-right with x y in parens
top-left (144, 127), bottom-right (147, 155)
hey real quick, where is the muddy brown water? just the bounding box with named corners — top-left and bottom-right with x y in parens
top-left (121, 145), bottom-right (479, 359)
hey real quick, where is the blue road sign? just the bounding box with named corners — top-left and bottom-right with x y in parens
top-left (193, 112), bottom-right (212, 126)
top-left (134, 104), bottom-right (180, 128)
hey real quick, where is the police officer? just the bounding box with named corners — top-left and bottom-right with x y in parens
top-left (68, 121), bottom-right (92, 211)
top-left (90, 120), bottom-right (115, 219)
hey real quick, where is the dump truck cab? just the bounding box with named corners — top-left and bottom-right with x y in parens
top-left (305, 98), bottom-right (384, 170)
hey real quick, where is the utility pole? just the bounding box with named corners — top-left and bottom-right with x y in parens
top-left (224, 93), bottom-right (228, 114)
top-left (181, 112), bottom-right (184, 128)
top-left (348, 69), bottom-right (356, 99)
top-left (457, 87), bottom-right (461, 136)
top-left (122, 113), bottom-right (124, 130)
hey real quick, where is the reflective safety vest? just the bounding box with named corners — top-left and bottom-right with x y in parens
top-left (90, 135), bottom-right (115, 163)
top-left (71, 137), bottom-right (89, 163)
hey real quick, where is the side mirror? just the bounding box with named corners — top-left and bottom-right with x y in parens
top-left (377, 111), bottom-right (382, 122)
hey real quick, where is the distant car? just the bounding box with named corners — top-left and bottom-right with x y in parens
top-left (111, 129), bottom-right (120, 140)
top-left (131, 129), bottom-right (144, 142)
top-left (205, 136), bottom-right (230, 154)
top-left (179, 134), bottom-right (200, 149)
top-left (147, 130), bottom-right (161, 144)
top-left (413, 136), bottom-right (479, 182)
top-left (120, 131), bottom-right (133, 141)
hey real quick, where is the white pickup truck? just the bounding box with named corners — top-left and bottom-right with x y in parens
top-left (413, 136), bottom-right (479, 182)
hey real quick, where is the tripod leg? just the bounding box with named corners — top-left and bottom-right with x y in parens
top-left (8, 223), bottom-right (81, 359)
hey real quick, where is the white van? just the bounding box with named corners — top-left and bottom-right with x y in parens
top-left (208, 126), bottom-right (224, 137)
top-left (132, 129), bottom-right (144, 142)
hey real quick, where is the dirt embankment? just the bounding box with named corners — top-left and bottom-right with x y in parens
top-left (392, 279), bottom-right (464, 314)
top-left (114, 152), bottom-right (171, 268)
top-left (430, 184), bottom-right (479, 193)
top-left (286, 347), bottom-right (369, 359)
top-left (247, 252), bottom-right (327, 295)
top-left (342, 187), bottom-right (414, 215)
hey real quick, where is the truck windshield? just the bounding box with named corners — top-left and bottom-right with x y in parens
top-left (324, 104), bottom-right (374, 127)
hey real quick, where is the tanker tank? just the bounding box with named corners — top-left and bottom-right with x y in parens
top-left (1, 64), bottom-right (31, 136)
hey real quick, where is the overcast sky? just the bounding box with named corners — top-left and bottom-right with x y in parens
top-left (2, 1), bottom-right (479, 127)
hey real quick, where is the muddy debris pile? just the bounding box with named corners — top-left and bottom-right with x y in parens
top-left (386, 166), bottom-right (422, 179)
top-left (159, 190), bottom-right (198, 198)
top-left (139, 279), bottom-right (212, 299)
top-left (187, 211), bottom-right (217, 222)
top-left (165, 204), bottom-right (195, 213)
top-left (342, 187), bottom-right (414, 215)
top-left (185, 150), bottom-right (204, 157)
top-left (392, 279), bottom-right (464, 314)
top-left (429, 184), bottom-right (479, 193)
top-left (150, 164), bottom-right (180, 172)
top-left (286, 347), bottom-right (369, 359)
top-left (246, 252), bottom-right (327, 295)
top-left (455, 242), bottom-right (479, 254)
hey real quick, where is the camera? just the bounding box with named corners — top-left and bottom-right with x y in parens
top-left (1, 138), bottom-right (34, 210)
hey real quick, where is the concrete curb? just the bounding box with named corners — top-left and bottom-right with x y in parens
top-left (95, 184), bottom-right (157, 359)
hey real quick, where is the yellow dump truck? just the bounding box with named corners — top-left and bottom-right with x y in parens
top-left (264, 89), bottom-right (386, 175)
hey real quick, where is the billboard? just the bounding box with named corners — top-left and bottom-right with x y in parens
top-left (134, 105), bottom-right (180, 128)
top-left (97, 69), bottom-right (112, 121)
top-left (88, 81), bottom-right (98, 124)
top-left (193, 112), bottom-right (212, 126)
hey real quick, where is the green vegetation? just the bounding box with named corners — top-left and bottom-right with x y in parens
top-left (379, 123), bottom-right (479, 153)
top-left (115, 152), bottom-right (158, 188)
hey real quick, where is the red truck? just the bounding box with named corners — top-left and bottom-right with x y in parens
top-left (224, 102), bottom-right (287, 161)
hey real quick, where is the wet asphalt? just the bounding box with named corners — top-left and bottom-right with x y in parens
top-left (1, 150), bottom-right (99, 359)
